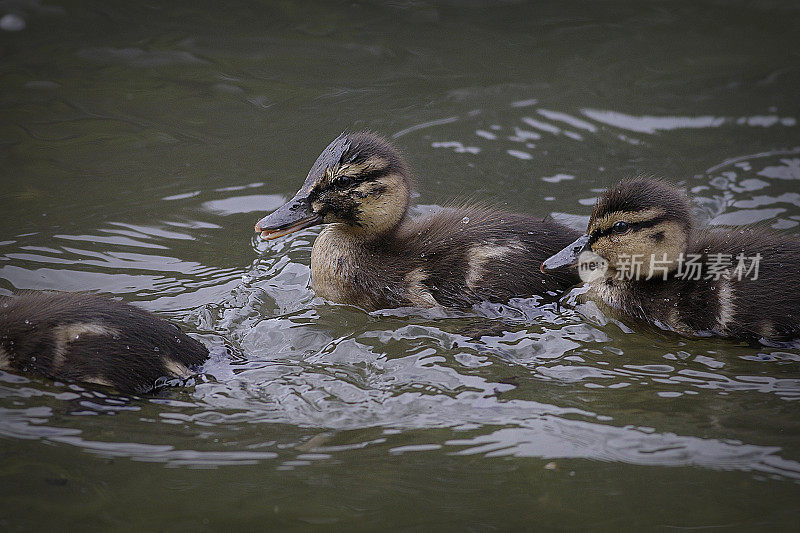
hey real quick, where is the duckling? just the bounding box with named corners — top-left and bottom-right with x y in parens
top-left (541, 178), bottom-right (800, 342)
top-left (254, 131), bottom-right (581, 309)
top-left (0, 292), bottom-right (209, 393)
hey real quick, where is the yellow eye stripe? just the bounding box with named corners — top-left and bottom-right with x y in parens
top-left (590, 207), bottom-right (666, 233)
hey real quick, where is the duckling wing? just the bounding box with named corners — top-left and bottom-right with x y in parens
top-left (395, 206), bottom-right (582, 307)
top-left (693, 230), bottom-right (800, 340)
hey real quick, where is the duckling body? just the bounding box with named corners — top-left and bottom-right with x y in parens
top-left (311, 206), bottom-right (580, 309)
top-left (255, 132), bottom-right (580, 309)
top-left (588, 230), bottom-right (800, 339)
top-left (542, 179), bottom-right (800, 342)
top-left (0, 292), bottom-right (209, 393)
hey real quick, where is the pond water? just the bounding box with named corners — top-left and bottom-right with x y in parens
top-left (1, 0), bottom-right (799, 529)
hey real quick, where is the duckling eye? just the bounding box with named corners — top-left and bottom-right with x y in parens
top-left (333, 175), bottom-right (354, 188)
top-left (612, 221), bottom-right (630, 234)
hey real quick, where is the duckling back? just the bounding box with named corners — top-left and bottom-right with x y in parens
top-left (399, 206), bottom-right (582, 307)
top-left (0, 292), bottom-right (209, 393)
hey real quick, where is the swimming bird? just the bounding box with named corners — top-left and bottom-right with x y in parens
top-left (0, 292), bottom-right (209, 393)
top-left (254, 131), bottom-right (581, 309)
top-left (541, 178), bottom-right (800, 342)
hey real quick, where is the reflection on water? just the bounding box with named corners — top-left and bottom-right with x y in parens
top-left (581, 109), bottom-right (795, 134)
top-left (420, 102), bottom-right (798, 170)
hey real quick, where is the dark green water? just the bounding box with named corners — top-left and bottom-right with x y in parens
top-left (2, 0), bottom-right (799, 530)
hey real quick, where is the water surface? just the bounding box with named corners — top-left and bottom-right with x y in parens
top-left (1, 0), bottom-right (799, 530)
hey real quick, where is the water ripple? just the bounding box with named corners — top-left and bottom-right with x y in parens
top-left (447, 421), bottom-right (800, 480)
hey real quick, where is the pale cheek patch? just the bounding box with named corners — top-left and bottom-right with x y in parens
top-left (353, 182), bottom-right (374, 198)
top-left (591, 220), bottom-right (686, 276)
top-left (52, 323), bottom-right (120, 370)
top-left (355, 175), bottom-right (408, 235)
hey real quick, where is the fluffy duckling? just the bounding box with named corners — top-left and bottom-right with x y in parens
top-left (0, 292), bottom-right (209, 393)
top-left (255, 131), bottom-right (581, 309)
top-left (541, 178), bottom-right (800, 342)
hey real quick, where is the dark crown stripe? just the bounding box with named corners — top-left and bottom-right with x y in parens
top-left (589, 216), bottom-right (667, 245)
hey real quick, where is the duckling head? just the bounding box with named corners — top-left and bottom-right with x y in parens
top-left (255, 131), bottom-right (412, 241)
top-left (542, 179), bottom-right (693, 279)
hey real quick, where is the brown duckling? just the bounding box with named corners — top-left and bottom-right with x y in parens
top-left (254, 131), bottom-right (581, 309)
top-left (541, 178), bottom-right (800, 342)
top-left (0, 292), bottom-right (209, 393)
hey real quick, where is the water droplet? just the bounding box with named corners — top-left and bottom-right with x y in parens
top-left (461, 216), bottom-right (470, 224)
top-left (154, 346), bottom-right (160, 352)
top-left (24, 320), bottom-right (30, 325)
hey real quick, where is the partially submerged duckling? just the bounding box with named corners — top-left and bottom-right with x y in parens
top-left (542, 178), bottom-right (800, 342)
top-left (0, 292), bottom-right (209, 393)
top-left (255, 131), bottom-right (581, 309)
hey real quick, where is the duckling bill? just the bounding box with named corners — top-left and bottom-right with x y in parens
top-left (542, 178), bottom-right (800, 342)
top-left (255, 131), bottom-right (581, 309)
top-left (0, 292), bottom-right (209, 393)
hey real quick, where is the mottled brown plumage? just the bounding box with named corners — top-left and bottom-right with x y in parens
top-left (255, 131), bottom-right (581, 309)
top-left (0, 292), bottom-right (209, 393)
top-left (542, 178), bottom-right (800, 342)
